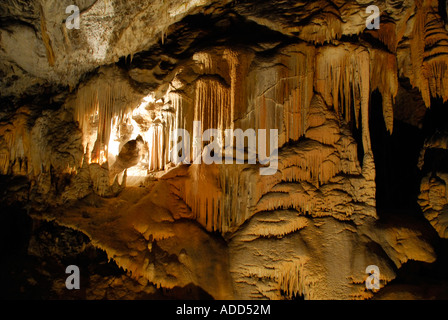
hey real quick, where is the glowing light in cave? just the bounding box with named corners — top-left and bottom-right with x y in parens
top-left (104, 93), bottom-right (157, 181)
top-left (84, 92), bottom-right (158, 183)
top-left (107, 118), bottom-right (121, 160)
top-left (143, 94), bottom-right (155, 103)
top-left (106, 114), bottom-right (144, 160)
top-left (99, 150), bottom-right (107, 165)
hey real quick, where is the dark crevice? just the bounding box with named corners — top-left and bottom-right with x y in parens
top-left (375, 239), bottom-right (448, 300)
top-left (0, 202), bottom-right (213, 300)
top-left (369, 90), bottom-right (425, 218)
top-left (421, 98), bottom-right (448, 176)
top-left (439, 0), bottom-right (447, 23)
top-left (349, 96), bottom-right (364, 169)
top-left (123, 10), bottom-right (294, 69)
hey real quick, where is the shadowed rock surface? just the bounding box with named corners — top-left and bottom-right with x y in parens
top-left (1, 0), bottom-right (448, 300)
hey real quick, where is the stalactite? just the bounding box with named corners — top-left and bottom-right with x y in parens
top-left (410, 0), bottom-right (431, 106)
top-left (315, 44), bottom-right (372, 157)
top-left (179, 164), bottom-right (223, 232)
top-left (276, 260), bottom-right (311, 300)
top-left (167, 90), bottom-right (194, 166)
top-left (280, 46), bottom-right (315, 143)
top-left (278, 141), bottom-right (340, 185)
top-left (381, 95), bottom-right (394, 133)
top-left (172, 162), bottom-right (259, 234)
top-left (183, 47), bottom-right (266, 233)
top-left (194, 77), bottom-right (231, 132)
top-left (316, 45), bottom-right (353, 125)
top-left (168, 43), bottom-right (398, 234)
top-left (0, 109), bottom-right (32, 176)
top-left (39, 5), bottom-right (55, 67)
top-left (242, 211), bottom-right (309, 238)
top-left (0, 106), bottom-right (83, 182)
top-left (426, 60), bottom-right (448, 102)
top-left (249, 44), bottom-right (315, 147)
top-left (71, 67), bottom-right (142, 164)
top-left (368, 19), bottom-right (398, 53)
top-left (176, 45), bottom-right (376, 233)
top-left (359, 48), bottom-right (372, 163)
top-left (297, 6), bottom-right (343, 44)
top-left (223, 49), bottom-right (254, 126)
top-left (409, 0), bottom-right (448, 105)
top-left (370, 49), bottom-right (398, 133)
top-left (256, 189), bottom-right (317, 215)
top-left (148, 124), bottom-right (165, 171)
top-left (219, 164), bottom-right (260, 233)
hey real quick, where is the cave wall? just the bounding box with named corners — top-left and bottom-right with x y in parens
top-left (1, 0), bottom-right (448, 300)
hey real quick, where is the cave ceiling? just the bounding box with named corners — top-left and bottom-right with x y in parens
top-left (1, 0), bottom-right (448, 301)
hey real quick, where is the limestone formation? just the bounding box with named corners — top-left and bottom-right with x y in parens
top-left (1, 0), bottom-right (448, 300)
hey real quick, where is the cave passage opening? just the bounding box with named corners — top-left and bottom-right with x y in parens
top-left (420, 97), bottom-right (448, 174)
top-left (369, 89), bottom-right (425, 219)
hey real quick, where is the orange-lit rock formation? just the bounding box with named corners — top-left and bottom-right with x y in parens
top-left (1, 0), bottom-right (448, 300)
